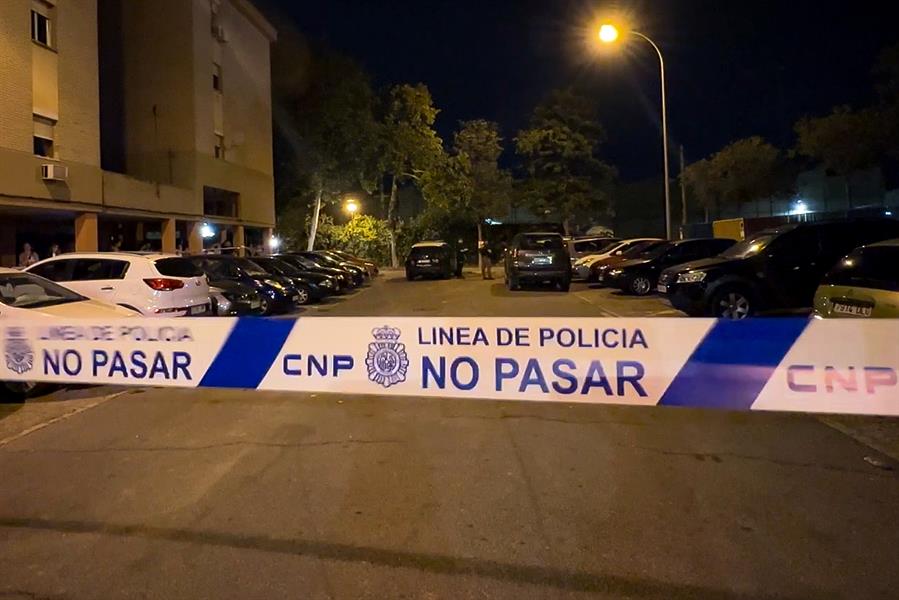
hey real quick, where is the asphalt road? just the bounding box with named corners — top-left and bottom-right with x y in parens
top-left (1, 271), bottom-right (898, 600)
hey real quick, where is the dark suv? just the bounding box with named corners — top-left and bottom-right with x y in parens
top-left (504, 232), bottom-right (571, 291)
top-left (659, 218), bottom-right (899, 318)
top-left (405, 242), bottom-right (457, 280)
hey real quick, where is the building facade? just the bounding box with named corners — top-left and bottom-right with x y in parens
top-left (0, 0), bottom-right (276, 266)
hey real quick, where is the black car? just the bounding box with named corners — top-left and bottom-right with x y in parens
top-left (405, 242), bottom-right (457, 280)
top-left (187, 255), bottom-right (300, 315)
top-left (252, 257), bottom-right (337, 303)
top-left (296, 251), bottom-right (365, 287)
top-left (658, 218), bottom-right (899, 319)
top-left (276, 254), bottom-right (350, 292)
top-left (603, 238), bottom-right (737, 296)
top-left (208, 279), bottom-right (264, 316)
top-left (504, 232), bottom-right (572, 291)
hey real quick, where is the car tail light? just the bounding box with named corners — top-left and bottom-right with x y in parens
top-left (143, 278), bottom-right (185, 291)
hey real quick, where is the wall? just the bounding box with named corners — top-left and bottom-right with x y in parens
top-left (0, 0), bottom-right (37, 153)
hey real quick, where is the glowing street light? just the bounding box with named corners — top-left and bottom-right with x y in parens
top-left (598, 24), bottom-right (619, 43)
top-left (344, 198), bottom-right (360, 216)
top-left (200, 222), bottom-right (216, 239)
top-left (268, 235), bottom-right (282, 251)
top-left (597, 22), bottom-right (672, 239)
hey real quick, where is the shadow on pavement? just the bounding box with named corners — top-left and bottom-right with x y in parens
top-left (490, 282), bottom-right (567, 298)
top-left (0, 515), bottom-right (790, 600)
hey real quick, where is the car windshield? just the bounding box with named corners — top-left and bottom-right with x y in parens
top-left (636, 241), bottom-right (672, 258)
top-left (154, 257), bottom-right (204, 278)
top-left (290, 255), bottom-right (321, 269)
top-left (822, 246), bottom-right (899, 291)
top-left (231, 258), bottom-right (268, 276)
top-left (0, 273), bottom-right (85, 309)
top-left (519, 235), bottom-right (564, 250)
top-left (312, 253), bottom-right (341, 266)
top-left (719, 234), bottom-right (778, 259)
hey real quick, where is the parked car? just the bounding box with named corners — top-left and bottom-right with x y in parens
top-left (405, 241), bottom-right (457, 280)
top-left (186, 255), bottom-right (299, 315)
top-left (603, 238), bottom-right (737, 296)
top-left (591, 240), bottom-right (671, 284)
top-left (566, 236), bottom-right (620, 265)
top-left (276, 254), bottom-right (351, 292)
top-left (326, 250), bottom-right (379, 277)
top-left (26, 253), bottom-right (210, 317)
top-left (1, 268), bottom-right (135, 402)
top-left (573, 238), bottom-right (663, 281)
top-left (504, 232), bottom-right (572, 291)
top-left (252, 256), bottom-right (336, 304)
top-left (659, 218), bottom-right (899, 319)
top-left (812, 238), bottom-right (899, 318)
top-left (209, 280), bottom-right (263, 316)
top-left (296, 251), bottom-right (365, 287)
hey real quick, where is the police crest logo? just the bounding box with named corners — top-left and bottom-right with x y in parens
top-left (4, 327), bottom-right (35, 375)
top-left (366, 325), bottom-right (409, 388)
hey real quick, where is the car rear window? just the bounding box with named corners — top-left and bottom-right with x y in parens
top-left (155, 258), bottom-right (204, 278)
top-left (821, 246), bottom-right (899, 292)
top-left (519, 235), bottom-right (564, 250)
top-left (409, 246), bottom-right (447, 257)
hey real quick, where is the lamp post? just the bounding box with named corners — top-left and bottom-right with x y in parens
top-left (598, 24), bottom-right (672, 239)
top-left (344, 198), bottom-right (360, 218)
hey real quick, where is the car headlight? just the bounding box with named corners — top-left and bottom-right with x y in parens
top-left (264, 279), bottom-right (285, 290)
top-left (676, 271), bottom-right (707, 284)
top-left (608, 269), bottom-right (623, 276)
top-left (321, 279), bottom-right (333, 288)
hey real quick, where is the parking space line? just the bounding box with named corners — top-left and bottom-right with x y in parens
top-left (573, 292), bottom-right (621, 317)
top-left (0, 390), bottom-right (130, 448)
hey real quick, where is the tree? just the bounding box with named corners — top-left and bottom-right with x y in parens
top-left (682, 137), bottom-right (792, 219)
top-left (273, 43), bottom-right (380, 249)
top-left (515, 89), bottom-right (615, 234)
top-left (794, 107), bottom-right (884, 206)
top-left (380, 84), bottom-right (444, 266)
top-left (423, 120), bottom-right (511, 247)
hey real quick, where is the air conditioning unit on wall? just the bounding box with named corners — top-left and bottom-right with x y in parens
top-left (41, 164), bottom-right (68, 181)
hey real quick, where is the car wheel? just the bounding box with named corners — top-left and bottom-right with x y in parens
top-left (406, 269), bottom-right (414, 281)
top-left (259, 297), bottom-right (272, 315)
top-left (711, 287), bottom-right (754, 320)
top-left (295, 286), bottom-right (311, 305)
top-left (629, 275), bottom-right (653, 296)
top-left (556, 278), bottom-right (571, 292)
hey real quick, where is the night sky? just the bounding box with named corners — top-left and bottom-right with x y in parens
top-left (263, 0), bottom-right (899, 181)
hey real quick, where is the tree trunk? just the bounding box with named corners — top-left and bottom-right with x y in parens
top-left (562, 217), bottom-right (571, 236)
top-left (387, 176), bottom-right (399, 268)
top-left (306, 187), bottom-right (323, 251)
top-left (704, 206), bottom-right (710, 223)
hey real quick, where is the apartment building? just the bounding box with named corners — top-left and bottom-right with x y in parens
top-left (0, 0), bottom-right (276, 266)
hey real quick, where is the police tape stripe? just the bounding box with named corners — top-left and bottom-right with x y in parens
top-left (659, 319), bottom-right (810, 410)
top-left (199, 318), bottom-right (296, 389)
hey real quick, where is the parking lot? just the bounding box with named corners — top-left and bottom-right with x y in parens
top-left (301, 269), bottom-right (683, 318)
top-left (2, 267), bottom-right (899, 599)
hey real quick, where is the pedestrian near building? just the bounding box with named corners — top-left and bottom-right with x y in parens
top-left (49, 243), bottom-right (61, 257)
top-left (18, 243), bottom-right (40, 267)
top-left (478, 240), bottom-right (494, 280)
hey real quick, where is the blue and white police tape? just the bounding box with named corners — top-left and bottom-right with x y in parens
top-left (2, 318), bottom-right (897, 416)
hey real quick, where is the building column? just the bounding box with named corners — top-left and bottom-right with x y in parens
top-left (263, 227), bottom-right (273, 253)
top-left (0, 221), bottom-right (16, 267)
top-left (74, 213), bottom-right (98, 252)
top-left (188, 221), bottom-right (204, 255)
top-left (234, 224), bottom-right (245, 256)
top-left (161, 218), bottom-right (176, 254)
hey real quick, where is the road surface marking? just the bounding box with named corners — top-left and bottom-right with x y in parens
top-left (573, 292), bottom-right (621, 317)
top-left (0, 390), bottom-right (131, 448)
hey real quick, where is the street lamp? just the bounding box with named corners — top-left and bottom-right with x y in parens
top-left (344, 198), bottom-right (360, 216)
top-left (598, 23), bottom-right (672, 239)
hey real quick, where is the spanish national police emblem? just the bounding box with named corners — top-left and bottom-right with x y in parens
top-left (366, 325), bottom-right (409, 388)
top-left (4, 327), bottom-right (34, 375)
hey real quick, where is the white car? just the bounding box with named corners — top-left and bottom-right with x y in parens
top-left (0, 268), bottom-right (136, 401)
top-left (573, 238), bottom-right (664, 280)
top-left (26, 253), bottom-right (210, 317)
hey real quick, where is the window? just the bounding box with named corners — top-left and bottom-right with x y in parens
top-left (203, 186), bottom-right (239, 217)
top-left (214, 134), bottom-right (225, 159)
top-left (0, 273), bottom-right (84, 309)
top-left (71, 259), bottom-right (130, 281)
top-left (31, 9), bottom-right (51, 47)
top-left (213, 63), bottom-right (223, 91)
top-left (154, 258), bottom-right (204, 278)
top-left (822, 246), bottom-right (899, 292)
top-left (28, 260), bottom-right (73, 282)
top-left (33, 115), bottom-right (55, 158)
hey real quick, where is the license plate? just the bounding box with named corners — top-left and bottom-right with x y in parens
top-left (532, 256), bottom-right (551, 265)
top-left (250, 300), bottom-right (261, 309)
top-left (597, 274), bottom-right (604, 282)
top-left (657, 284), bottom-right (667, 294)
top-left (832, 302), bottom-right (872, 317)
top-left (189, 304), bottom-right (207, 315)
top-left (417, 260), bottom-right (430, 266)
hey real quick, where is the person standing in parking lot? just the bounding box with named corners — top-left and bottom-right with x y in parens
top-left (479, 240), bottom-right (494, 280)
